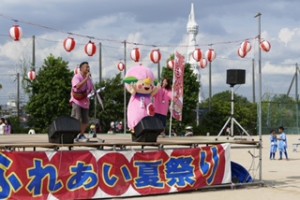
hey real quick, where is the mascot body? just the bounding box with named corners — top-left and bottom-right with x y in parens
top-left (124, 65), bottom-right (159, 132)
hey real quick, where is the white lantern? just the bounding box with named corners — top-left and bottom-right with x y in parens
top-left (9, 25), bottom-right (22, 41)
top-left (192, 48), bottom-right (203, 62)
top-left (63, 37), bottom-right (76, 52)
top-left (130, 48), bottom-right (141, 62)
top-left (117, 62), bottom-right (126, 71)
top-left (150, 49), bottom-right (161, 64)
top-left (28, 71), bottom-right (36, 81)
top-left (167, 60), bottom-right (174, 69)
top-left (260, 40), bottom-right (271, 52)
top-left (84, 41), bottom-right (97, 56)
top-left (199, 58), bottom-right (207, 69)
top-left (205, 49), bottom-right (216, 62)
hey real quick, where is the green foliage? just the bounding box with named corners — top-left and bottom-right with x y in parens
top-left (199, 91), bottom-right (257, 135)
top-left (262, 94), bottom-right (298, 132)
top-left (25, 55), bottom-right (72, 132)
top-left (93, 73), bottom-right (128, 132)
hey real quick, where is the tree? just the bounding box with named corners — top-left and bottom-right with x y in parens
top-left (199, 91), bottom-right (257, 135)
top-left (25, 55), bottom-right (73, 132)
top-left (92, 73), bottom-right (129, 132)
top-left (262, 94), bottom-right (297, 131)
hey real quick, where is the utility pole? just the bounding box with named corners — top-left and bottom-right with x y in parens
top-left (123, 40), bottom-right (127, 134)
top-left (255, 12), bottom-right (263, 184)
top-left (32, 35), bottom-right (35, 70)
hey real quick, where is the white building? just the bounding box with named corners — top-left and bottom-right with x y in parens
top-left (186, 3), bottom-right (204, 103)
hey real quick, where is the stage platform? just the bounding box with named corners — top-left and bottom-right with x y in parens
top-left (0, 133), bottom-right (260, 151)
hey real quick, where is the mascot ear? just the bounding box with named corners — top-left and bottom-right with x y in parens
top-left (123, 76), bottom-right (138, 84)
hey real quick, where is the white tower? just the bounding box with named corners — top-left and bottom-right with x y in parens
top-left (186, 3), bottom-right (203, 103)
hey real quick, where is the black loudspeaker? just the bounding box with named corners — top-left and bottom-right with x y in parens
top-left (133, 116), bottom-right (164, 142)
top-left (226, 69), bottom-right (246, 86)
top-left (48, 116), bottom-right (80, 144)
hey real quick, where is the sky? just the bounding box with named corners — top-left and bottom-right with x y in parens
top-left (0, 0), bottom-right (300, 105)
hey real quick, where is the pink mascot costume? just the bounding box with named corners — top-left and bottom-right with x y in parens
top-left (124, 65), bottom-right (160, 133)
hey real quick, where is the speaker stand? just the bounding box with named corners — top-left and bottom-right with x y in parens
top-left (215, 86), bottom-right (252, 141)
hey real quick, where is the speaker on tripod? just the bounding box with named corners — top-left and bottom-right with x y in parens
top-left (226, 69), bottom-right (245, 86)
top-left (215, 69), bottom-right (251, 140)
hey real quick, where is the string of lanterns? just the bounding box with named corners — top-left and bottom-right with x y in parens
top-left (8, 24), bottom-right (271, 78)
top-left (237, 39), bottom-right (271, 58)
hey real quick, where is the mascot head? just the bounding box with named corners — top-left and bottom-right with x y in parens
top-left (124, 65), bottom-right (157, 95)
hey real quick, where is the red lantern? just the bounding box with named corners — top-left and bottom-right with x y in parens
top-left (150, 49), bottom-right (161, 64)
top-left (28, 71), bottom-right (36, 81)
top-left (192, 48), bottom-right (203, 62)
top-left (9, 25), bottom-right (22, 41)
top-left (238, 48), bottom-right (247, 58)
top-left (63, 37), bottom-right (76, 52)
top-left (199, 58), bottom-right (207, 69)
top-left (130, 48), bottom-right (141, 62)
top-left (84, 41), bottom-right (97, 56)
top-left (205, 49), bottom-right (216, 62)
top-left (117, 62), bottom-right (126, 71)
top-left (240, 40), bottom-right (251, 54)
top-left (260, 40), bottom-right (271, 52)
top-left (167, 60), bottom-right (174, 69)
top-left (74, 67), bottom-right (80, 75)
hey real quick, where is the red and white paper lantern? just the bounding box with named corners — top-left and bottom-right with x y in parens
top-left (28, 71), bottom-right (36, 81)
top-left (9, 25), bottom-right (22, 41)
top-left (130, 48), bottom-right (141, 62)
top-left (205, 49), bottom-right (216, 62)
top-left (240, 40), bottom-right (251, 55)
top-left (260, 40), bottom-right (271, 52)
top-left (150, 49), bottom-right (161, 64)
top-left (167, 60), bottom-right (174, 69)
top-left (74, 67), bottom-right (80, 75)
top-left (237, 48), bottom-right (247, 58)
top-left (199, 58), bottom-right (207, 69)
top-left (192, 48), bottom-right (203, 62)
top-left (63, 37), bottom-right (76, 52)
top-left (84, 41), bottom-right (97, 56)
top-left (117, 62), bottom-right (126, 71)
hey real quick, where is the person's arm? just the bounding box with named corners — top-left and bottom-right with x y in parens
top-left (74, 72), bottom-right (91, 90)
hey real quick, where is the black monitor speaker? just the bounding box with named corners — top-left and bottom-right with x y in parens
top-left (133, 116), bottom-right (164, 142)
top-left (226, 69), bottom-right (246, 86)
top-left (48, 116), bottom-right (80, 144)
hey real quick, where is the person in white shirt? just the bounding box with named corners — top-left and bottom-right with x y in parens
top-left (0, 118), bottom-right (6, 135)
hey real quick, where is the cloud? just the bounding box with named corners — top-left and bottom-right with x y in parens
top-left (278, 28), bottom-right (295, 46)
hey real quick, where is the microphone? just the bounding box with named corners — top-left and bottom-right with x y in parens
top-left (96, 87), bottom-right (105, 93)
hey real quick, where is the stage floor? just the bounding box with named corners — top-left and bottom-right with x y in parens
top-left (0, 133), bottom-right (259, 151)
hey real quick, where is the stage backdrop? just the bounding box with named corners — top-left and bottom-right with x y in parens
top-left (0, 143), bottom-right (231, 199)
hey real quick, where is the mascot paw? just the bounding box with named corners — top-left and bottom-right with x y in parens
top-left (147, 103), bottom-right (155, 116)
